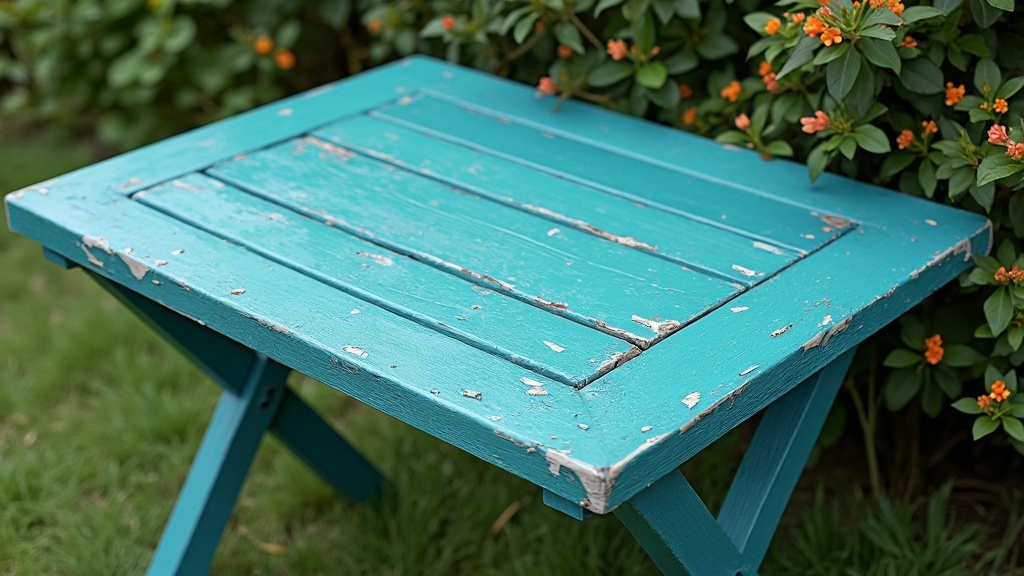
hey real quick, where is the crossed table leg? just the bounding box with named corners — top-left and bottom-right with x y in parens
top-left (79, 260), bottom-right (853, 576)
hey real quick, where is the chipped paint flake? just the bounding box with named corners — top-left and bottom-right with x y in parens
top-left (543, 340), bottom-right (565, 353)
top-left (739, 365), bottom-right (759, 376)
top-left (304, 136), bottom-right (357, 158)
top-left (490, 416), bottom-right (502, 421)
top-left (770, 324), bottom-right (792, 338)
top-left (547, 228), bottom-right (560, 237)
top-left (820, 315), bottom-right (833, 327)
top-left (682, 392), bottom-right (701, 409)
top-left (171, 248), bottom-right (186, 256)
top-left (597, 347), bottom-right (642, 373)
top-left (230, 289), bottom-right (246, 295)
top-left (802, 316), bottom-right (853, 351)
top-left (117, 253), bottom-right (149, 280)
top-left (171, 179), bottom-right (202, 191)
top-left (577, 423), bottom-right (589, 430)
top-left (521, 377), bottom-right (544, 387)
top-left (752, 241), bottom-right (785, 255)
top-left (821, 214), bottom-right (851, 229)
top-left (462, 390), bottom-right (483, 400)
top-left (731, 264), bottom-right (763, 277)
top-left (79, 245), bottom-right (104, 267)
top-left (526, 388), bottom-right (548, 396)
top-left (630, 315), bottom-right (681, 335)
top-left (356, 251), bottom-right (393, 266)
top-left (641, 426), bottom-right (652, 433)
top-left (277, 108), bottom-right (293, 116)
top-left (925, 219), bottom-right (938, 226)
top-left (350, 308), bottom-right (361, 315)
top-left (535, 296), bottom-right (568, 310)
top-left (82, 236), bottom-right (113, 254)
top-left (730, 306), bottom-right (749, 313)
top-left (343, 346), bottom-right (368, 358)
top-left (155, 260), bottom-right (168, 266)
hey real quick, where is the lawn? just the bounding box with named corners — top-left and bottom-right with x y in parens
top-left (1, 124), bottom-right (1019, 575)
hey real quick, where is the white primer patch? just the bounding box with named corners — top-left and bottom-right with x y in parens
top-left (526, 388), bottom-right (548, 396)
top-left (343, 346), bottom-right (368, 358)
top-left (752, 241), bottom-right (785, 255)
top-left (230, 289), bottom-right (246, 295)
top-left (356, 251), bottom-right (394, 266)
top-left (730, 306), bottom-right (749, 313)
top-left (462, 390), bottom-right (483, 400)
top-left (521, 377), bottom-right (545, 387)
top-left (739, 365), bottom-right (759, 376)
top-left (117, 253), bottom-right (149, 280)
top-left (731, 264), bottom-right (762, 277)
top-left (82, 236), bottom-right (113, 254)
top-left (543, 340), bottom-right (565, 353)
top-left (547, 228), bottom-right (560, 237)
top-left (350, 308), bottom-right (361, 315)
top-left (682, 392), bottom-right (701, 409)
top-left (630, 315), bottom-right (681, 335)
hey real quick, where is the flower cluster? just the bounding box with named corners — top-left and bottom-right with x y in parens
top-left (924, 334), bottom-right (944, 365)
top-left (987, 124), bottom-right (1024, 161)
top-left (993, 265), bottom-right (1024, 284)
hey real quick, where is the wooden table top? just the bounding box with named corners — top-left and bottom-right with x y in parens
top-left (4, 56), bottom-right (990, 513)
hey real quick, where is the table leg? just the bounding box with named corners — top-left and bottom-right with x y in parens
top-left (615, 348), bottom-right (856, 575)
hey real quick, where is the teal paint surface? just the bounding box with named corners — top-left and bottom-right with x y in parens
top-left (4, 55), bottom-right (992, 574)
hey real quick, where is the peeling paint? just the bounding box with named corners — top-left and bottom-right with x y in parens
top-left (527, 388), bottom-right (548, 396)
top-left (304, 136), bottom-right (357, 158)
top-left (535, 296), bottom-right (568, 310)
top-left (230, 289), bottom-right (246, 295)
top-left (495, 430), bottom-right (534, 450)
top-left (820, 315), bottom-right (832, 327)
top-left (547, 228), bottom-right (560, 237)
top-left (543, 340), bottom-right (565, 353)
top-left (641, 426), bottom-right (652, 433)
top-left (356, 251), bottom-right (394, 266)
top-left (909, 235), bottom-right (975, 279)
top-left (739, 365), bottom-right (759, 376)
top-left (78, 244), bottom-right (104, 267)
top-left (630, 315), bottom-right (681, 335)
top-left (277, 108), bottom-right (293, 116)
top-left (821, 214), bottom-right (851, 229)
top-left (752, 241), bottom-right (785, 255)
top-left (117, 253), bottom-right (149, 280)
top-left (518, 202), bottom-right (657, 251)
top-left (82, 236), bottom-right (113, 254)
top-left (350, 308), bottom-right (361, 315)
top-left (924, 219), bottom-right (938, 226)
top-left (490, 416), bottom-right (502, 421)
top-left (577, 423), bottom-right (589, 430)
top-left (171, 179), bottom-right (202, 191)
top-left (769, 324), bottom-right (792, 338)
top-left (254, 317), bottom-right (290, 333)
top-left (731, 264), bottom-right (762, 277)
top-left (343, 346), bottom-right (368, 358)
top-left (597, 347), bottom-right (642, 374)
top-left (730, 306), bottom-right (749, 313)
top-left (155, 260), bottom-right (168, 266)
top-left (802, 315), bottom-right (853, 351)
top-left (682, 392), bottom-right (701, 408)
top-left (521, 377), bottom-right (545, 387)
top-left (462, 390), bottom-right (483, 400)
top-left (171, 249), bottom-right (186, 256)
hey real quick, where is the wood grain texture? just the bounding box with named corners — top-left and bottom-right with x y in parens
top-left (208, 137), bottom-right (738, 348)
top-left (313, 115), bottom-right (799, 285)
top-left (137, 173), bottom-right (634, 386)
top-left (4, 55), bottom-right (993, 517)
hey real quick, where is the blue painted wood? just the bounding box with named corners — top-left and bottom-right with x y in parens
top-left (372, 96), bottom-right (846, 255)
top-left (207, 138), bottom-right (738, 349)
top-left (147, 355), bottom-right (290, 576)
top-left (542, 489), bottom-right (591, 521)
top-left (3, 56), bottom-right (993, 562)
top-left (717, 347), bottom-right (856, 567)
top-left (313, 115), bottom-right (799, 285)
top-left (136, 174), bottom-right (634, 386)
top-left (42, 247), bottom-right (77, 269)
top-left (616, 469), bottom-right (754, 576)
top-left (270, 387), bottom-right (386, 502)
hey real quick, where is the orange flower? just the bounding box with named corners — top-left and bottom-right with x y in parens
top-left (1010, 142), bottom-right (1024, 161)
top-left (896, 129), bottom-right (914, 150)
top-left (607, 39), bottom-right (628, 61)
top-left (792, 12), bottom-right (806, 23)
top-left (442, 14), bottom-right (455, 30)
top-left (988, 124), bottom-right (1009, 146)
top-left (820, 27), bottom-right (843, 46)
top-left (682, 107), bottom-right (698, 125)
top-left (800, 110), bottom-right (830, 134)
top-left (945, 82), bottom-right (965, 106)
top-left (720, 80), bottom-right (742, 102)
top-left (367, 19), bottom-right (382, 33)
top-left (869, 0), bottom-right (885, 7)
top-left (803, 16), bottom-right (828, 38)
top-left (678, 84), bottom-right (693, 99)
top-left (977, 395), bottom-right (992, 410)
top-left (758, 61), bottom-right (773, 77)
top-left (995, 266), bottom-right (1010, 283)
top-left (888, 0), bottom-right (905, 15)
top-left (650, 45), bottom-right (661, 56)
top-left (253, 35), bottom-right (273, 55)
top-left (922, 120), bottom-right (938, 134)
top-left (1010, 266), bottom-right (1024, 282)
top-left (557, 45), bottom-right (573, 59)
top-left (274, 49), bottom-right (295, 70)
top-left (735, 114), bottom-right (751, 130)
top-left (901, 36), bottom-right (917, 48)
top-left (537, 77), bottom-right (558, 95)
top-left (994, 98), bottom-right (1009, 114)
top-left (765, 18), bottom-right (781, 35)
top-left (924, 334), bottom-right (943, 365)
top-left (990, 380), bottom-right (1011, 402)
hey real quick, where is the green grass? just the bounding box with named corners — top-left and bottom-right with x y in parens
top-left (1, 126), bottom-right (1020, 575)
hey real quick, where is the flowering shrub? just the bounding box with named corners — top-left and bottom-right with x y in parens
top-left (2, 0), bottom-right (1022, 452)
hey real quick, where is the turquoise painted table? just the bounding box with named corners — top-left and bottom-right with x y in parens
top-left (5, 56), bottom-right (990, 575)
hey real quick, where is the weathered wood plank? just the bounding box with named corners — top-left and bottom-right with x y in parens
top-left (137, 174), bottom-right (634, 386)
top-left (373, 96), bottom-right (850, 254)
top-left (208, 138), bottom-right (739, 348)
top-left (314, 115), bottom-right (800, 285)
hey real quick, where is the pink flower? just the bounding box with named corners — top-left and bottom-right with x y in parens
top-left (735, 114), bottom-right (751, 130)
top-left (607, 39), bottom-right (628, 61)
top-left (537, 77), bottom-right (559, 95)
top-left (800, 110), bottom-right (830, 134)
top-left (988, 124), bottom-right (1009, 146)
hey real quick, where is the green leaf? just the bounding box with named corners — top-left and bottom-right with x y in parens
top-left (970, 0), bottom-right (1002, 26)
top-left (951, 397), bottom-right (983, 414)
top-left (881, 151), bottom-right (917, 179)
top-left (899, 57), bottom-right (945, 94)
top-left (900, 314), bottom-right (930, 350)
top-left (974, 58), bottom-right (1002, 94)
top-left (852, 124), bottom-right (891, 153)
top-left (554, 22), bottom-right (584, 54)
top-left (969, 181), bottom-right (996, 211)
top-left (512, 13), bottom-right (538, 44)
top-left (919, 160), bottom-right (937, 197)
top-left (933, 364), bottom-right (962, 397)
top-left (884, 349), bottom-right (922, 368)
top-left (675, 0), bottom-right (700, 18)
top-left (814, 42), bottom-right (851, 65)
top-left (858, 27), bottom-right (897, 41)
top-left (663, 48), bottom-right (698, 74)
top-left (762, 140), bottom-right (793, 157)
top-left (901, 6), bottom-right (946, 24)
top-left (943, 343), bottom-right (985, 366)
top-left (595, 0), bottom-right (626, 17)
top-left (839, 136), bottom-right (857, 160)
top-left (777, 36), bottom-right (818, 81)
top-left (977, 153), bottom-right (1024, 186)
top-left (715, 130), bottom-right (749, 145)
top-left (984, 287), bottom-right (1014, 335)
top-left (996, 76), bottom-right (1024, 99)
top-left (958, 34), bottom-right (991, 57)
top-left (742, 12), bottom-right (775, 34)
top-left (695, 34), bottom-right (739, 60)
top-left (807, 144), bottom-right (830, 182)
top-left (632, 10), bottom-right (656, 52)
top-left (973, 416), bottom-right (1000, 440)
top-left (826, 47), bottom-right (861, 100)
top-left (588, 61), bottom-right (635, 87)
top-left (647, 79), bottom-right (679, 109)
top-left (858, 38), bottom-right (901, 73)
top-left (635, 62), bottom-right (667, 89)
top-left (1009, 326), bottom-right (1024, 351)
top-left (986, 0), bottom-right (1014, 10)
top-left (885, 368), bottom-right (922, 411)
top-left (1003, 417), bottom-right (1024, 442)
